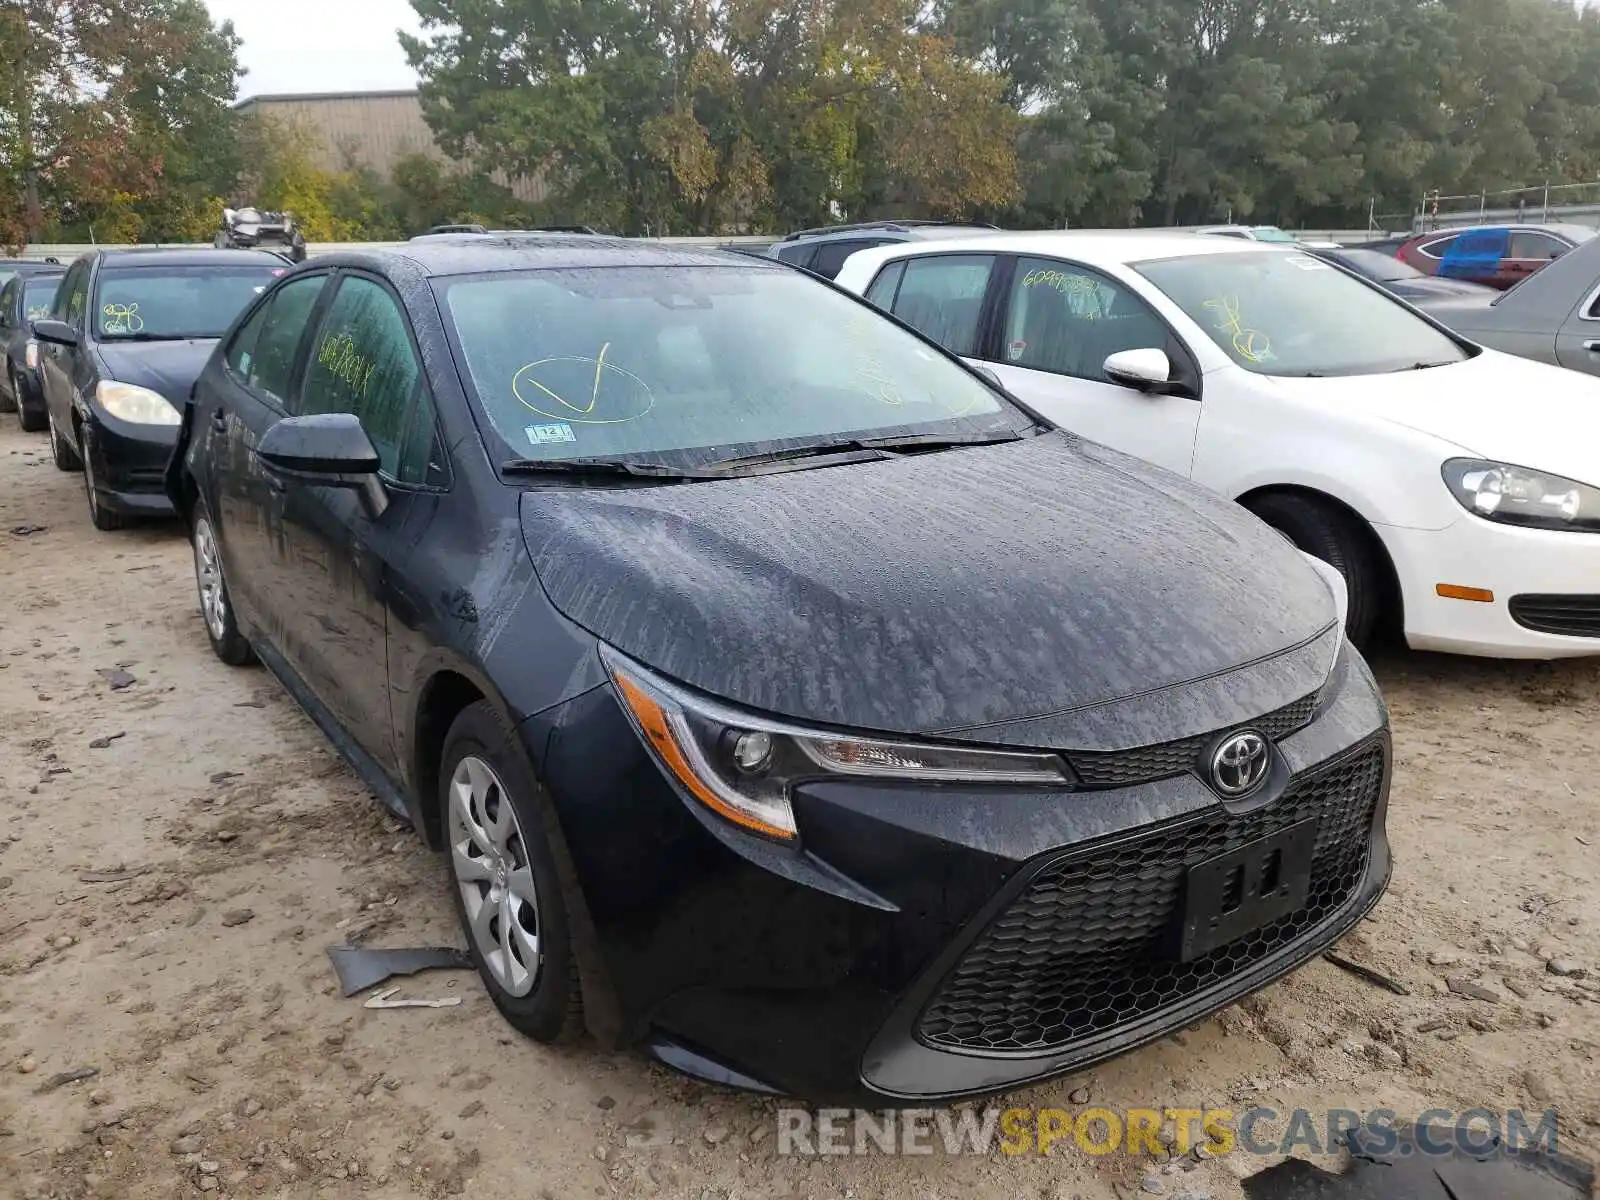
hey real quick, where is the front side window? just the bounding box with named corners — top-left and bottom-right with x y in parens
top-left (301, 276), bottom-right (434, 483)
top-left (1002, 258), bottom-right (1170, 381)
top-left (438, 264), bottom-right (1022, 466)
top-left (1135, 250), bottom-right (1469, 377)
top-left (890, 255), bottom-right (995, 356)
top-left (246, 275), bottom-right (328, 404)
top-left (93, 264), bottom-right (288, 341)
top-left (53, 262), bottom-right (88, 324)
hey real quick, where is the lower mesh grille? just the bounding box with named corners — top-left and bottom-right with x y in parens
top-left (1065, 693), bottom-right (1319, 788)
top-left (917, 739), bottom-right (1385, 1054)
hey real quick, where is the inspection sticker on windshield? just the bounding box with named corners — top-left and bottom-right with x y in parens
top-left (1286, 254), bottom-right (1329, 271)
top-left (526, 422), bottom-right (577, 446)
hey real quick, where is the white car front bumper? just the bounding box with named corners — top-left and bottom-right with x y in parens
top-left (1379, 516), bottom-right (1600, 658)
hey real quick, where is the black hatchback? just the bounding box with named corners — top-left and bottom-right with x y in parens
top-left (32, 248), bottom-right (289, 529)
top-left (168, 237), bottom-right (1392, 1104)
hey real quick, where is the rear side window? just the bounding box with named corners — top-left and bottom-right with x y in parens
top-left (246, 275), bottom-right (328, 405)
top-left (1509, 231), bottom-right (1566, 261)
top-left (1417, 234), bottom-right (1457, 260)
top-left (774, 243), bottom-right (814, 267)
top-left (225, 299), bottom-right (272, 378)
top-left (864, 260), bottom-right (906, 309)
top-left (300, 275), bottom-right (434, 484)
top-left (808, 239), bottom-right (885, 280)
top-left (890, 255), bottom-right (995, 356)
top-left (0, 279), bottom-right (16, 328)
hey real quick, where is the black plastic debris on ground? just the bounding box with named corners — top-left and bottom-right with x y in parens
top-left (327, 945), bottom-right (474, 997)
top-left (1242, 1121), bottom-right (1592, 1200)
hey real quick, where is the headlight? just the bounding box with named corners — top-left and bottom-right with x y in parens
top-left (1442, 459), bottom-right (1600, 533)
top-left (24, 341), bottom-right (38, 370)
top-left (95, 381), bottom-right (181, 426)
top-left (1299, 551), bottom-right (1349, 635)
top-left (601, 647), bottom-right (1073, 843)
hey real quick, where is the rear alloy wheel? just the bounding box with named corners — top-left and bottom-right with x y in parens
top-left (1247, 491), bottom-right (1381, 648)
top-left (47, 403), bottom-right (81, 471)
top-left (442, 702), bottom-right (583, 1043)
top-left (80, 426), bottom-right (128, 531)
top-left (191, 508), bottom-right (254, 665)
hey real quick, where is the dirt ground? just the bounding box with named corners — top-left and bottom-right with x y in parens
top-left (2, 417), bottom-right (1599, 1200)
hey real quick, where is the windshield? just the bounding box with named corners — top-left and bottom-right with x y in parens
top-left (1248, 227), bottom-right (1300, 243)
top-left (93, 264), bottom-right (287, 340)
top-left (24, 276), bottom-right (62, 322)
top-left (437, 265), bottom-right (1025, 467)
top-left (1136, 250), bottom-right (1470, 376)
top-left (1334, 249), bottom-right (1422, 283)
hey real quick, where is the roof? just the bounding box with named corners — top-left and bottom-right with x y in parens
top-left (325, 235), bottom-right (787, 278)
top-left (839, 229), bottom-right (1289, 274)
top-left (233, 89), bottom-right (420, 110)
top-left (94, 248), bottom-right (290, 268)
top-left (1414, 223), bottom-right (1598, 241)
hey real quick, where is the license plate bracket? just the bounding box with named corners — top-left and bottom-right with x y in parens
top-left (1176, 818), bottom-right (1318, 961)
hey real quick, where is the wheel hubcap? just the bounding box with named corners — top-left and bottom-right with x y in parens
top-left (193, 518), bottom-right (228, 640)
top-left (449, 756), bottom-right (541, 997)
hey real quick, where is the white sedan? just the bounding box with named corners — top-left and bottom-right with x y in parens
top-left (834, 231), bottom-right (1600, 658)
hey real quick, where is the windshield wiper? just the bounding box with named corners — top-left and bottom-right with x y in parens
top-left (706, 430), bottom-right (1027, 475)
top-left (501, 457), bottom-right (724, 482)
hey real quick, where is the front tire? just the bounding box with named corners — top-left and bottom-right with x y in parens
top-left (80, 426), bottom-right (129, 531)
top-left (1247, 492), bottom-right (1381, 648)
top-left (441, 701), bottom-right (584, 1044)
top-left (191, 504), bottom-right (254, 665)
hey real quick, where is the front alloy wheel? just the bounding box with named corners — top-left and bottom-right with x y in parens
top-left (449, 755), bottom-right (542, 998)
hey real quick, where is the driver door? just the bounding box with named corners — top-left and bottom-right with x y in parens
top-left (983, 256), bottom-right (1201, 479)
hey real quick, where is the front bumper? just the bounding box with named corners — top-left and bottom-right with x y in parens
top-left (534, 641), bottom-right (1391, 1104)
top-left (85, 406), bottom-right (179, 517)
top-left (1379, 515), bottom-right (1600, 658)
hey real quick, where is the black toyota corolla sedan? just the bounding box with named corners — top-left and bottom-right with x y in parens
top-left (167, 236), bottom-right (1392, 1104)
top-left (32, 247), bottom-right (289, 529)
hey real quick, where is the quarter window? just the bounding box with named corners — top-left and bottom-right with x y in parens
top-left (1002, 258), bottom-right (1170, 381)
top-left (1417, 234), bottom-right (1458, 260)
top-left (224, 299), bottom-right (273, 378)
top-left (890, 255), bottom-right (995, 356)
top-left (246, 275), bottom-right (328, 405)
top-left (301, 276), bottom-right (435, 484)
top-left (864, 260), bottom-right (906, 309)
top-left (808, 239), bottom-right (885, 281)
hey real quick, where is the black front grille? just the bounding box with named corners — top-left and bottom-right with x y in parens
top-left (917, 740), bottom-right (1386, 1054)
top-left (1510, 595), bottom-right (1600, 639)
top-left (1066, 692), bottom-right (1319, 788)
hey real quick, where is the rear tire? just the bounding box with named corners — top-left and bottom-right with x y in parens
top-left (441, 701), bottom-right (584, 1045)
top-left (191, 503), bottom-right (254, 666)
top-left (48, 403), bottom-right (81, 471)
top-left (0, 362), bottom-right (15, 414)
top-left (1246, 492), bottom-right (1381, 648)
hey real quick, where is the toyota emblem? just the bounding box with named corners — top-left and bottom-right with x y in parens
top-left (1209, 730), bottom-right (1269, 797)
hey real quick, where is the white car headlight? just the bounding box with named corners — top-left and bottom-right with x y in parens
top-left (1443, 458), bottom-right (1600, 533)
top-left (601, 646), bottom-right (1073, 843)
top-left (95, 381), bottom-right (181, 426)
top-left (24, 340), bottom-right (37, 370)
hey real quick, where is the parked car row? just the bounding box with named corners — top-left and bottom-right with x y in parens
top-left (8, 231), bottom-right (1393, 1107)
top-left (7, 219), bottom-right (1596, 1106)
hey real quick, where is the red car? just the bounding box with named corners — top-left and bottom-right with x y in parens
top-left (1396, 223), bottom-right (1596, 290)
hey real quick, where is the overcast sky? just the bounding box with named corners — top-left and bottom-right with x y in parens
top-left (205, 0), bottom-right (424, 98)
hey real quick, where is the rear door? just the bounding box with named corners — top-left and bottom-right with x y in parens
top-left (1554, 279), bottom-right (1600, 377)
top-left (210, 272), bottom-right (333, 636)
top-left (38, 260), bottom-right (90, 433)
top-left (1503, 230), bottom-right (1570, 287)
top-left (985, 256), bottom-right (1201, 478)
top-left (267, 271), bottom-right (445, 772)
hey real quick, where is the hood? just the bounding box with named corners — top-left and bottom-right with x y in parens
top-left (1267, 351), bottom-right (1600, 485)
top-left (95, 339), bottom-right (218, 406)
top-left (520, 434), bottom-right (1338, 745)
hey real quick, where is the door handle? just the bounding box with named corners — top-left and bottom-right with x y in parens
top-left (1583, 340), bottom-right (1600, 353)
top-left (211, 409), bottom-right (228, 432)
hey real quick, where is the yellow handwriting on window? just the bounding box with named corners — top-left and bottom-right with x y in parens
top-left (1022, 269), bottom-right (1103, 317)
top-left (1202, 296), bottom-right (1273, 364)
top-left (512, 345), bottom-right (655, 425)
top-left (317, 332), bottom-right (376, 398)
top-left (102, 303), bottom-right (143, 334)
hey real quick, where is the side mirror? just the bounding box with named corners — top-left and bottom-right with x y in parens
top-left (32, 318), bottom-right (78, 347)
top-left (256, 413), bottom-right (388, 516)
top-left (1103, 348), bottom-right (1175, 393)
